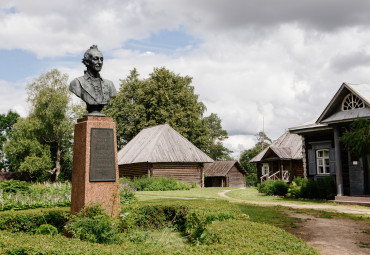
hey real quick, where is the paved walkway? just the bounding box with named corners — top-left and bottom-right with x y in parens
top-left (218, 190), bottom-right (370, 216)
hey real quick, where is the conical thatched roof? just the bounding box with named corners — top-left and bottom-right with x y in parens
top-left (118, 124), bottom-right (214, 165)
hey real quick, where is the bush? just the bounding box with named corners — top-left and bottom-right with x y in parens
top-left (65, 203), bottom-right (120, 244)
top-left (0, 208), bottom-right (69, 233)
top-left (257, 180), bottom-right (288, 196)
top-left (287, 176), bottom-right (336, 200)
top-left (35, 224), bottom-right (58, 235)
top-left (120, 176), bottom-right (190, 191)
top-left (119, 183), bottom-right (136, 204)
top-left (0, 180), bottom-right (30, 194)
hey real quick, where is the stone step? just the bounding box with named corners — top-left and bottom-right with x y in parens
top-left (330, 195), bottom-right (370, 207)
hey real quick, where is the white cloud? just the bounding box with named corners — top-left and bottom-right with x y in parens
top-left (2, 1), bottom-right (370, 158)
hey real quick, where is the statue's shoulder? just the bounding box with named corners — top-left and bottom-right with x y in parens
top-left (102, 78), bottom-right (117, 96)
top-left (69, 76), bottom-right (85, 93)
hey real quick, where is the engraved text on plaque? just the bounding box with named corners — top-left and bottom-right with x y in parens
top-left (90, 128), bottom-right (116, 182)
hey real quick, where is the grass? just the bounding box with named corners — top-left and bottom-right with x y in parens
top-left (0, 199), bottom-right (317, 254)
top-left (136, 187), bottom-right (239, 201)
top-left (226, 187), bottom-right (337, 205)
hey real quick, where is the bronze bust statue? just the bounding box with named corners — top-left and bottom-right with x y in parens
top-left (69, 45), bottom-right (117, 116)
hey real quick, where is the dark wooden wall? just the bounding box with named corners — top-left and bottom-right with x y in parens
top-left (152, 163), bottom-right (203, 187)
top-left (226, 166), bottom-right (246, 187)
top-left (119, 163), bottom-right (149, 178)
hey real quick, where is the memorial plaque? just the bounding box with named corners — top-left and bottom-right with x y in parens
top-left (89, 128), bottom-right (116, 182)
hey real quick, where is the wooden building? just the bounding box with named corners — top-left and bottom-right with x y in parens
top-left (250, 131), bottom-right (304, 182)
top-left (117, 124), bottom-right (214, 187)
top-left (290, 83), bottom-right (370, 197)
top-left (204, 160), bottom-right (247, 187)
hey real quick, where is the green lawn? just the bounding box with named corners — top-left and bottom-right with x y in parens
top-left (226, 187), bottom-right (336, 204)
top-left (136, 187), bottom-right (239, 201)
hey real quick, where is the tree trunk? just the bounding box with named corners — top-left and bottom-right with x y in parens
top-left (55, 143), bottom-right (61, 181)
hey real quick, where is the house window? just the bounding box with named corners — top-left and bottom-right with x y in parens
top-left (262, 163), bottom-right (269, 176)
top-left (316, 149), bottom-right (330, 174)
top-left (342, 93), bottom-right (364, 111)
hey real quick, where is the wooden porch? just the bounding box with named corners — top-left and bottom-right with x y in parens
top-left (260, 170), bottom-right (290, 183)
top-left (331, 195), bottom-right (370, 207)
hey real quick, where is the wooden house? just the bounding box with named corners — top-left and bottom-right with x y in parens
top-left (250, 131), bottom-right (304, 182)
top-left (204, 160), bottom-right (247, 187)
top-left (289, 83), bottom-right (370, 198)
top-left (117, 124), bottom-right (214, 187)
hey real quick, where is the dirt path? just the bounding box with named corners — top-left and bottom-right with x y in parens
top-left (286, 212), bottom-right (370, 255)
top-left (219, 189), bottom-right (370, 255)
top-left (218, 190), bottom-right (370, 215)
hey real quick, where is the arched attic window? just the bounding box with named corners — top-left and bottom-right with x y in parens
top-left (341, 93), bottom-right (365, 111)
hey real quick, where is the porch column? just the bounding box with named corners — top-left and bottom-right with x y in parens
top-left (334, 127), bottom-right (343, 196)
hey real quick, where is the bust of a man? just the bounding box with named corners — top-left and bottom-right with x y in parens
top-left (69, 45), bottom-right (117, 116)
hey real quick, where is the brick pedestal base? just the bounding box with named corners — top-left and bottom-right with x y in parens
top-left (70, 116), bottom-right (120, 217)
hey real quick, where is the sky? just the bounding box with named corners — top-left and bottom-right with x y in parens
top-left (1, 0), bottom-right (370, 158)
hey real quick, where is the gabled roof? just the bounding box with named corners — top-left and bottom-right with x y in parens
top-left (250, 131), bottom-right (302, 163)
top-left (118, 124), bottom-right (214, 165)
top-left (316, 83), bottom-right (370, 124)
top-left (204, 160), bottom-right (247, 177)
top-left (289, 119), bottom-right (331, 134)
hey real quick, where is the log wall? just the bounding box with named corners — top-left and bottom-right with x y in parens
top-left (226, 166), bottom-right (246, 187)
top-left (152, 162), bottom-right (203, 187)
top-left (119, 163), bottom-right (149, 178)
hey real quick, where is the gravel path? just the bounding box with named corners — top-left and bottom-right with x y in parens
top-left (218, 189), bottom-right (370, 216)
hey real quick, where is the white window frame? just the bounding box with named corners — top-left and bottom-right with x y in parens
top-left (316, 149), bottom-right (330, 174)
top-left (341, 93), bottom-right (365, 111)
top-left (262, 163), bottom-right (269, 176)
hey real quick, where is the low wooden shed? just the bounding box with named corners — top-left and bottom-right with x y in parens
top-left (204, 160), bottom-right (247, 187)
top-left (117, 124), bottom-right (214, 187)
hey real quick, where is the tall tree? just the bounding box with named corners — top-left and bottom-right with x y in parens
top-left (4, 69), bottom-right (75, 180)
top-left (26, 69), bottom-right (74, 180)
top-left (239, 131), bottom-right (272, 186)
top-left (104, 67), bottom-right (231, 159)
top-left (340, 118), bottom-right (370, 157)
top-left (4, 117), bottom-right (52, 180)
top-left (0, 110), bottom-right (20, 170)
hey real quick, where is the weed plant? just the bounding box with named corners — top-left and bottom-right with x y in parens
top-left (0, 181), bottom-right (71, 211)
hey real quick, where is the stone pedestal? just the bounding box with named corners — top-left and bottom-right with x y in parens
top-left (71, 116), bottom-right (120, 217)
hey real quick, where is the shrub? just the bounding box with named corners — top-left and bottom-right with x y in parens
top-left (258, 180), bottom-right (288, 196)
top-left (0, 208), bottom-right (69, 233)
top-left (0, 180), bottom-right (30, 194)
top-left (119, 183), bottom-right (136, 204)
top-left (120, 176), bottom-right (190, 191)
top-left (287, 176), bottom-right (336, 200)
top-left (65, 203), bottom-right (120, 244)
top-left (35, 224), bottom-right (58, 235)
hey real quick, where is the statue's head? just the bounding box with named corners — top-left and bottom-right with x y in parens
top-left (82, 45), bottom-right (103, 74)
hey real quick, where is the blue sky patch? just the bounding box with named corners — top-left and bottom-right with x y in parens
top-left (0, 49), bottom-right (81, 83)
top-left (124, 26), bottom-right (201, 54)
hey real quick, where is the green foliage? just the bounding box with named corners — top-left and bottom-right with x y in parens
top-left (239, 131), bottom-right (272, 186)
top-left (286, 177), bottom-right (336, 200)
top-left (192, 182), bottom-right (198, 188)
top-left (0, 110), bottom-right (19, 170)
top-left (104, 67), bottom-right (231, 160)
top-left (65, 203), bottom-right (121, 244)
top-left (120, 176), bottom-right (190, 191)
top-left (301, 177), bottom-right (336, 200)
top-left (119, 182), bottom-right (137, 204)
top-left (4, 118), bottom-right (53, 181)
top-left (257, 180), bottom-right (289, 196)
top-left (35, 224), bottom-right (58, 235)
top-left (0, 207), bottom-right (69, 233)
top-left (0, 199), bottom-right (318, 254)
top-left (0, 182), bottom-right (71, 211)
top-left (4, 69), bottom-right (77, 181)
top-left (340, 118), bottom-right (370, 157)
top-left (0, 180), bottom-right (30, 194)
top-left (239, 146), bottom-right (261, 186)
